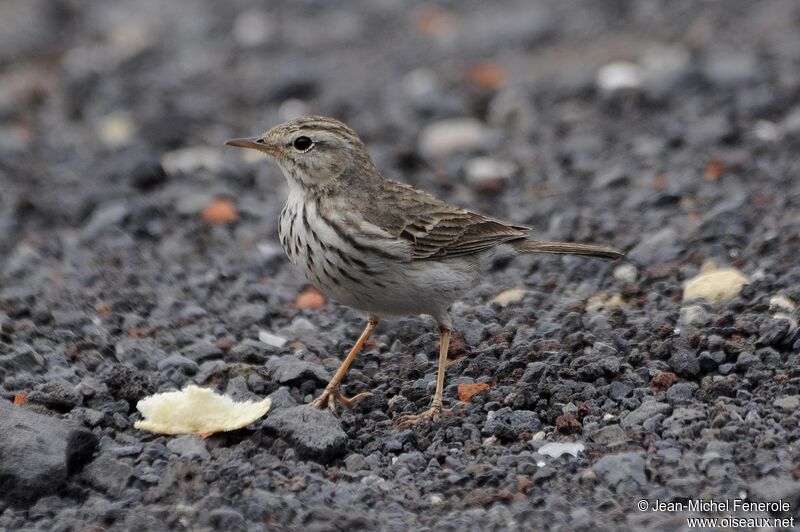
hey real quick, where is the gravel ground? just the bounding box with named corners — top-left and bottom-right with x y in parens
top-left (2, 0), bottom-right (800, 530)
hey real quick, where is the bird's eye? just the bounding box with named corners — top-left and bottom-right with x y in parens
top-left (292, 136), bottom-right (313, 152)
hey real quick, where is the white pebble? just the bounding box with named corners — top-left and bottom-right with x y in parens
top-left (538, 441), bottom-right (585, 458)
top-left (683, 264), bottom-right (749, 304)
top-left (418, 118), bottom-right (488, 159)
top-left (490, 288), bottom-right (527, 307)
top-left (596, 61), bottom-right (644, 93)
top-left (258, 330), bottom-right (287, 348)
top-left (464, 157), bottom-right (517, 186)
top-left (96, 111), bottom-right (135, 148)
top-left (613, 263), bottom-right (638, 283)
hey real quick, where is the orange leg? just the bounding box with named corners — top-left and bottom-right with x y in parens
top-left (310, 316), bottom-right (378, 412)
top-left (396, 325), bottom-right (451, 426)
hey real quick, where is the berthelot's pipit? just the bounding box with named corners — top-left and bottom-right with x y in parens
top-left (226, 116), bottom-right (624, 425)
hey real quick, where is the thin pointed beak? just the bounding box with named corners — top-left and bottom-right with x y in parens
top-left (225, 137), bottom-right (278, 154)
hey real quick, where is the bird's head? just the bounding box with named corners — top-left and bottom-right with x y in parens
top-left (226, 116), bottom-right (376, 191)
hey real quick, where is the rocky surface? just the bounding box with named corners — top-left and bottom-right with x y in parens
top-left (1, 0), bottom-right (800, 529)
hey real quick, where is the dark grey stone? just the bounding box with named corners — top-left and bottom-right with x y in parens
top-left (229, 303), bottom-right (269, 328)
top-left (591, 424), bottom-right (626, 444)
top-left (266, 355), bottom-right (330, 384)
top-left (262, 406), bottom-right (347, 462)
top-left (669, 350), bottom-right (700, 378)
top-left (181, 339), bottom-right (222, 363)
top-left (80, 454), bottom-right (134, 497)
top-left (267, 387), bottom-right (299, 410)
top-left (508, 410), bottom-right (542, 433)
top-left (166, 436), bottom-right (210, 460)
top-left (114, 339), bottom-right (167, 370)
top-left (593, 452), bottom-right (647, 490)
top-left (0, 400), bottom-right (98, 505)
top-left (27, 380), bottom-right (83, 412)
top-left (622, 401), bottom-right (672, 429)
top-left (157, 354), bottom-right (200, 374)
top-left (627, 228), bottom-right (681, 266)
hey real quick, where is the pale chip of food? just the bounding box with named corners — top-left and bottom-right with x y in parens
top-left (134, 385), bottom-right (271, 435)
top-left (683, 266), bottom-right (749, 304)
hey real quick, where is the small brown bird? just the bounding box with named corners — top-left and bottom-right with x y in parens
top-left (227, 117), bottom-right (623, 425)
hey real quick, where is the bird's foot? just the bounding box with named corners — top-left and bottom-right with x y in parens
top-left (309, 386), bottom-right (371, 413)
top-left (395, 404), bottom-right (446, 427)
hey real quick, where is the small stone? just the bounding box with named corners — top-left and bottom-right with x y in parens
top-left (418, 118), bottom-right (488, 159)
top-left (262, 406), bottom-right (347, 462)
top-left (206, 507), bottom-right (246, 530)
top-left (114, 338), bottom-right (167, 370)
top-left (613, 263), bottom-right (638, 283)
top-left (258, 330), bottom-right (287, 348)
top-left (27, 380), bottom-right (82, 412)
top-left (96, 111), bottom-right (135, 148)
top-left (592, 452), bottom-right (646, 489)
top-left (228, 339), bottom-right (275, 364)
top-left (596, 61), bottom-right (644, 93)
top-left (669, 350), bottom-right (700, 378)
top-left (621, 401), bottom-right (672, 429)
top-left (521, 362), bottom-right (547, 383)
top-left (267, 387), bottom-right (298, 410)
top-left (130, 159), bottom-right (168, 191)
top-left (0, 400), bottom-right (98, 504)
top-left (81, 454), bottom-right (133, 497)
top-left (344, 453), bottom-right (369, 472)
top-left (105, 365), bottom-right (156, 406)
top-left (396, 451), bottom-right (426, 473)
top-left (651, 372), bottom-right (678, 392)
top-left (590, 424), bottom-right (626, 444)
top-left (683, 264), bottom-right (749, 304)
top-left (666, 382), bottom-right (697, 402)
top-left (556, 411), bottom-right (582, 434)
top-left (537, 442), bottom-right (585, 458)
top-left (229, 303), bottom-right (268, 328)
top-left (83, 202), bottom-right (130, 239)
top-left (0, 344), bottom-right (44, 374)
top-left (181, 339), bottom-right (222, 363)
top-left (679, 305), bottom-right (710, 328)
top-left (157, 354), bottom-right (199, 374)
top-left (458, 382), bottom-right (491, 402)
top-left (627, 227), bottom-right (680, 266)
top-left (464, 157), bottom-right (517, 191)
top-left (490, 288), bottom-right (527, 307)
top-left (773, 395), bottom-right (800, 412)
top-left (202, 198), bottom-right (238, 225)
top-left (509, 410), bottom-right (542, 433)
top-left (166, 435), bottom-right (210, 460)
top-left (266, 355), bottom-right (329, 384)
top-left (609, 381), bottom-right (632, 400)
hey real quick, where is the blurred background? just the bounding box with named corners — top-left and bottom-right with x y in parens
top-left (2, 0), bottom-right (799, 271)
top-left (2, 1), bottom-right (800, 529)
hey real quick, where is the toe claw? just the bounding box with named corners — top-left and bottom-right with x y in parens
top-left (394, 405), bottom-right (445, 427)
top-left (310, 387), bottom-right (371, 414)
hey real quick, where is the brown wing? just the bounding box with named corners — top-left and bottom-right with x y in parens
top-left (361, 180), bottom-right (530, 260)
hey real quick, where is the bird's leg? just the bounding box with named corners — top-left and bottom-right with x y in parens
top-left (396, 325), bottom-right (451, 427)
top-left (310, 316), bottom-right (378, 413)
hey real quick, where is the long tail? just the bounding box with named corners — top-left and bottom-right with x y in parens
top-left (513, 239), bottom-right (625, 260)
